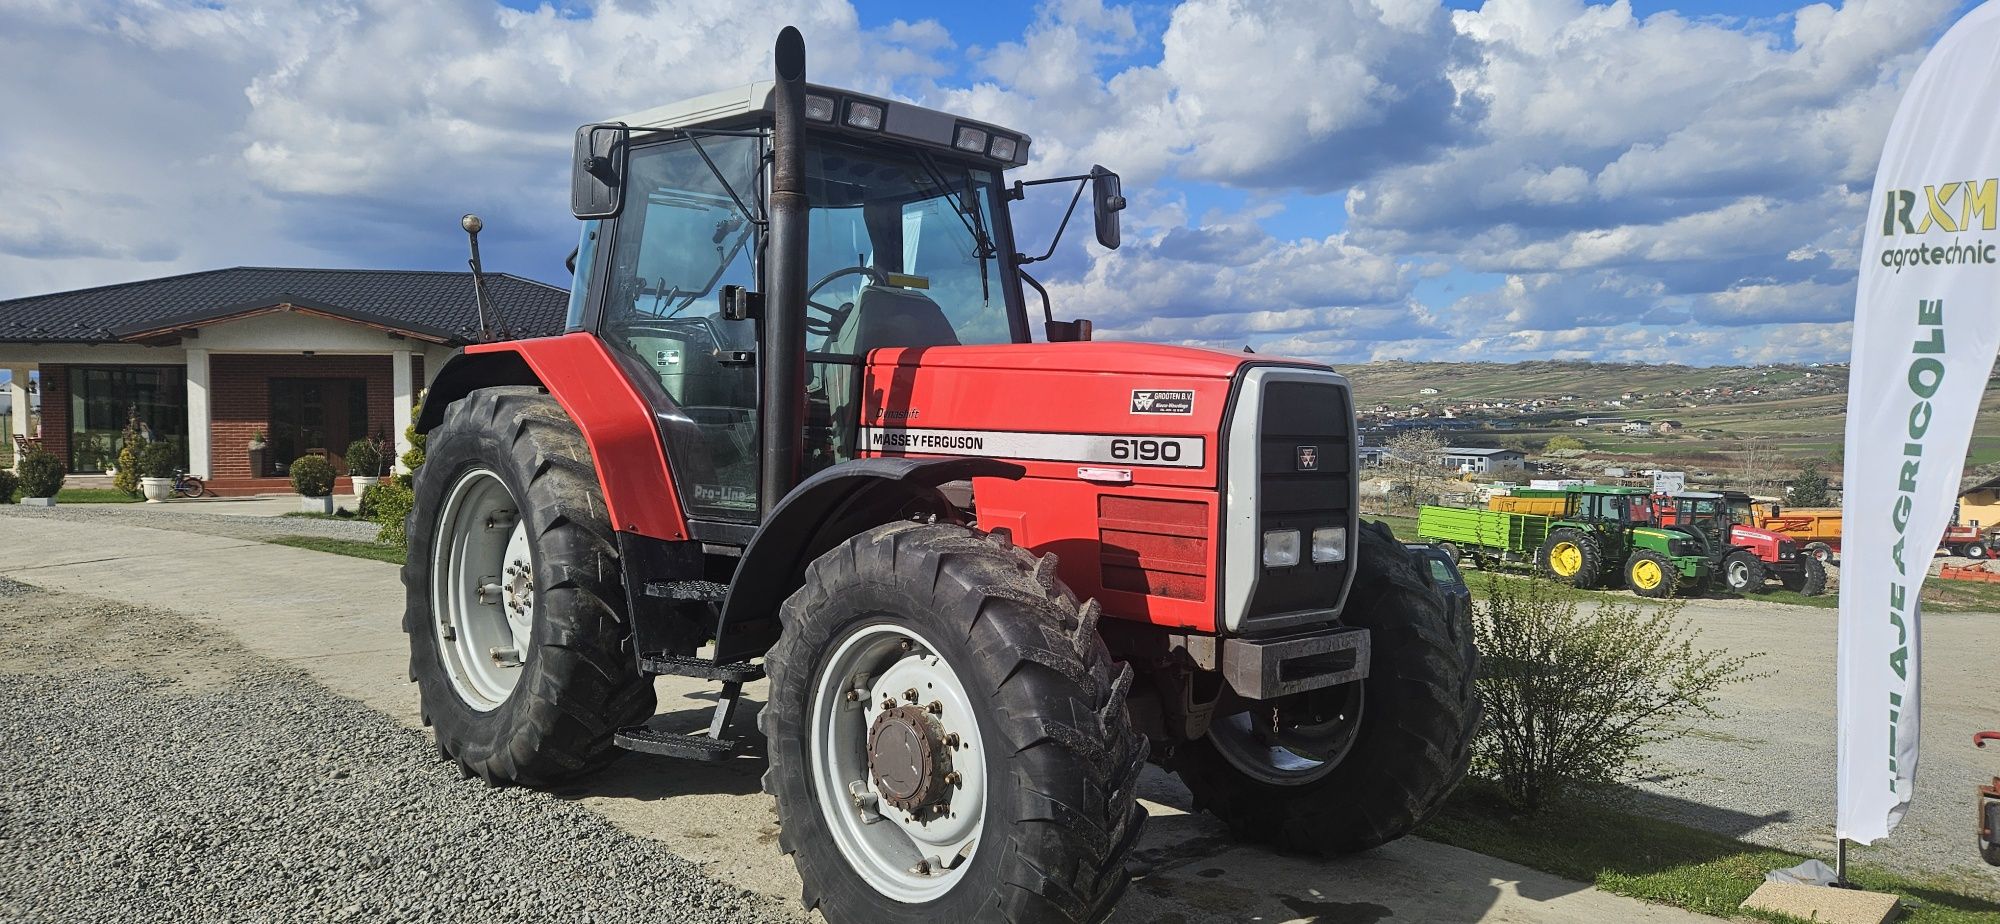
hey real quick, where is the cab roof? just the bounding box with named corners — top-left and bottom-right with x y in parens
top-left (608, 82), bottom-right (1032, 169)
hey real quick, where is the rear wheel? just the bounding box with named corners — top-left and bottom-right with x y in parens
top-left (1538, 528), bottom-right (1603, 589)
top-left (1968, 542), bottom-right (1989, 560)
top-left (403, 387), bottom-right (654, 786)
top-left (1721, 550), bottom-right (1766, 594)
top-left (1173, 520), bottom-right (1479, 855)
top-left (762, 522), bottom-right (1145, 924)
top-left (1805, 541), bottom-right (1834, 564)
top-left (1781, 557), bottom-right (1829, 596)
top-left (1625, 550), bottom-right (1680, 599)
top-left (1437, 541), bottom-right (1461, 565)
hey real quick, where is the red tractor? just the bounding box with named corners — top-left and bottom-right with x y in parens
top-left (402, 29), bottom-right (1477, 924)
top-left (1655, 490), bottom-right (1827, 596)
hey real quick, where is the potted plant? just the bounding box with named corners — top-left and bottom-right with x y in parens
top-left (138, 442), bottom-right (176, 503)
top-left (248, 430), bottom-right (268, 478)
top-left (290, 453), bottom-right (335, 514)
top-left (17, 447), bottom-right (65, 506)
top-left (345, 436), bottom-right (385, 496)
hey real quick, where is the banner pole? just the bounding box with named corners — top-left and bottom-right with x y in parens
top-left (1836, 837), bottom-right (1850, 887)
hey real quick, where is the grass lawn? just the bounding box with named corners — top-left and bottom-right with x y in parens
top-left (1422, 782), bottom-right (2000, 923)
top-left (265, 536), bottom-right (404, 565)
top-left (51, 488), bottom-right (143, 504)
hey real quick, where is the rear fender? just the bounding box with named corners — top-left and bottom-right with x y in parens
top-left (711, 457), bottom-right (1025, 663)
top-left (423, 334), bottom-right (690, 541)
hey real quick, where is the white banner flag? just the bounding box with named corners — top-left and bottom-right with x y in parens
top-left (1838, 0), bottom-right (2000, 844)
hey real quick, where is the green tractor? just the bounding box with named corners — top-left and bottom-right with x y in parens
top-left (1536, 485), bottom-right (1711, 598)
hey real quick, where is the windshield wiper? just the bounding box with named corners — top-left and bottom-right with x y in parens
top-left (914, 149), bottom-right (996, 300)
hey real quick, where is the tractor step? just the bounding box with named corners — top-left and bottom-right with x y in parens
top-left (639, 653), bottom-right (765, 683)
top-left (614, 725), bottom-right (739, 762)
top-left (642, 579), bottom-right (728, 602)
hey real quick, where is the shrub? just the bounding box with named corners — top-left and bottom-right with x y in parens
top-left (1788, 460), bottom-right (1833, 507)
top-left (112, 417), bottom-right (143, 497)
top-left (17, 448), bottom-right (66, 498)
top-left (345, 437), bottom-right (385, 478)
top-left (1470, 576), bottom-right (1760, 812)
top-left (399, 393), bottom-right (427, 486)
top-left (372, 481), bottom-right (416, 548)
top-left (0, 468), bottom-right (16, 504)
top-left (289, 454), bottom-right (336, 497)
top-left (357, 481), bottom-right (393, 520)
top-left (1544, 435), bottom-right (1587, 452)
top-left (137, 440), bottom-right (176, 478)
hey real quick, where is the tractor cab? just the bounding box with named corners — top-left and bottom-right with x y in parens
top-left (564, 81), bottom-right (1122, 521)
top-left (1657, 491), bottom-right (1730, 555)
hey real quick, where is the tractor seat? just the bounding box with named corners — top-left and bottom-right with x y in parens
top-left (829, 284), bottom-right (961, 355)
top-left (824, 285), bottom-right (959, 459)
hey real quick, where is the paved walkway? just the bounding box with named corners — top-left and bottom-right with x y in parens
top-left (0, 513), bottom-right (1723, 923)
top-left (130, 493), bottom-right (367, 517)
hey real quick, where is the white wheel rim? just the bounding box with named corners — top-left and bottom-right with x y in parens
top-left (431, 468), bottom-right (532, 712)
top-left (1728, 559), bottom-right (1749, 587)
top-left (1210, 711), bottom-right (1339, 785)
top-left (809, 622), bottom-right (987, 904)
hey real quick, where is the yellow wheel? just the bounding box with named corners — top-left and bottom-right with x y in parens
top-left (1624, 550), bottom-right (1680, 599)
top-left (1549, 542), bottom-right (1583, 577)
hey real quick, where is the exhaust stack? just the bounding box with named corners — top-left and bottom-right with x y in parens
top-left (760, 26), bottom-right (809, 519)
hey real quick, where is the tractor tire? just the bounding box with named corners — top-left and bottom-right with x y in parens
top-left (1538, 527), bottom-right (1604, 589)
top-left (1804, 541), bottom-right (1834, 564)
top-left (1721, 550), bottom-right (1766, 594)
top-left (761, 521), bottom-right (1146, 924)
top-left (1781, 556), bottom-right (1829, 596)
top-left (403, 387), bottom-right (654, 786)
top-left (1967, 542), bottom-right (1989, 560)
top-left (1624, 550), bottom-right (1681, 599)
top-left (1172, 520), bottom-right (1479, 856)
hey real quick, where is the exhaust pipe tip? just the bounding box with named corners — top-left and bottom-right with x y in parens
top-left (776, 26), bottom-right (805, 82)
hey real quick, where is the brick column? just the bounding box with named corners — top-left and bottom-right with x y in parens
top-left (185, 349), bottom-right (211, 477)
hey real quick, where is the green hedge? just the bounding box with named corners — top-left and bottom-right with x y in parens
top-left (371, 482), bottom-right (415, 548)
top-left (17, 448), bottom-right (65, 498)
top-left (289, 454), bottom-right (335, 497)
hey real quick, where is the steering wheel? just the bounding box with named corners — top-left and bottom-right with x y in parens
top-left (805, 265), bottom-right (887, 339)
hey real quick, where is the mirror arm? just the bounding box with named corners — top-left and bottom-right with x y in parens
top-left (1018, 268), bottom-right (1054, 325)
top-left (1016, 178), bottom-right (1089, 266)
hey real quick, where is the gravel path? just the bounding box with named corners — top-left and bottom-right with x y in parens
top-left (0, 504), bottom-right (381, 543)
top-left (0, 581), bottom-right (800, 924)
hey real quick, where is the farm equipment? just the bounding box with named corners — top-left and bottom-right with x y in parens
top-left (1940, 505), bottom-right (1994, 558)
top-left (1420, 485), bottom-right (1711, 597)
top-left (400, 29), bottom-right (1477, 924)
top-left (1751, 504), bottom-right (1842, 563)
top-left (1654, 491), bottom-right (1827, 596)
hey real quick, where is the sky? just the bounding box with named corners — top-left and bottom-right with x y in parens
top-left (0, 0), bottom-right (1982, 366)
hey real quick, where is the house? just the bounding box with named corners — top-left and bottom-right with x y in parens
top-left (1441, 446), bottom-right (1526, 475)
top-left (1621, 420), bottom-right (1652, 434)
top-left (1573, 416), bottom-right (1628, 427)
top-left (1960, 474), bottom-right (2000, 528)
top-left (0, 267), bottom-right (568, 494)
top-left (1418, 386), bottom-right (1441, 396)
top-left (1654, 419), bottom-right (1684, 433)
top-left (1358, 445), bottom-right (1388, 467)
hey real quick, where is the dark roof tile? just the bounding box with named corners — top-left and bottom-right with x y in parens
top-left (0, 267), bottom-right (570, 344)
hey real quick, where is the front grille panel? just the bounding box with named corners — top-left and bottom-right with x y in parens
top-left (1246, 379), bottom-right (1353, 622)
top-left (1099, 495), bottom-right (1210, 602)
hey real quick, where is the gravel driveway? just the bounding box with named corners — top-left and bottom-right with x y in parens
top-left (0, 504), bottom-right (381, 543)
top-left (0, 579), bottom-right (798, 924)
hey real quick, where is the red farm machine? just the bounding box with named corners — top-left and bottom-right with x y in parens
top-left (1655, 490), bottom-right (1828, 595)
top-left (402, 29), bottom-right (1477, 923)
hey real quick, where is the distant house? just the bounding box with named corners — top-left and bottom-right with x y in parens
top-left (1621, 420), bottom-right (1652, 434)
top-left (1418, 386), bottom-right (1441, 396)
top-left (1442, 446), bottom-right (1526, 475)
top-left (1654, 419), bottom-right (1684, 433)
top-left (1358, 445), bottom-right (1388, 467)
top-left (1574, 416), bottom-right (1628, 427)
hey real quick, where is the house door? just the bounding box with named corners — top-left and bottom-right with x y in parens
top-left (269, 378), bottom-right (368, 474)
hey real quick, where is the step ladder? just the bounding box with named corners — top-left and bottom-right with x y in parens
top-left (615, 580), bottom-right (762, 762)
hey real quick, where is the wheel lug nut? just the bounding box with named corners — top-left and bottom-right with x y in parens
top-left (944, 733), bottom-right (960, 748)
top-left (943, 772), bottom-right (961, 787)
top-left (881, 697), bottom-right (896, 710)
top-left (844, 690), bottom-right (859, 702)
top-left (927, 701), bottom-right (942, 715)
top-left (904, 689), bottom-right (919, 703)
top-left (898, 640), bottom-right (912, 652)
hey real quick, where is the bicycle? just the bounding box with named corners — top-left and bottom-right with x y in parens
top-left (171, 470), bottom-right (210, 498)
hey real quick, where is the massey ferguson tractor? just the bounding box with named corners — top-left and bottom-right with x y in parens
top-left (402, 29), bottom-right (1477, 923)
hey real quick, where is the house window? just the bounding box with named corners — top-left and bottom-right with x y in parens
top-left (67, 366), bottom-right (187, 474)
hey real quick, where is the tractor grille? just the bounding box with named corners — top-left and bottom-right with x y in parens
top-left (1098, 496), bottom-right (1209, 602)
top-left (1247, 380), bottom-right (1353, 618)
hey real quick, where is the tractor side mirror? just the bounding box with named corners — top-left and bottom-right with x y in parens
top-left (572, 124), bottom-right (629, 220)
top-left (1091, 165), bottom-right (1124, 251)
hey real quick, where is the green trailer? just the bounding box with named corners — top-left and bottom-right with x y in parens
top-left (1416, 505), bottom-right (1553, 569)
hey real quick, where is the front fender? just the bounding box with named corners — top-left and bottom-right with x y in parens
top-left (711, 457), bottom-right (1025, 662)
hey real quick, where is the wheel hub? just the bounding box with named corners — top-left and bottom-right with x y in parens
top-left (868, 704), bottom-right (953, 814)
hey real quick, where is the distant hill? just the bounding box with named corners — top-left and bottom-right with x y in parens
top-left (1339, 360), bottom-right (1846, 407)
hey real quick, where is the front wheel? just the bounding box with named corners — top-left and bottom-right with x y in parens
top-left (1625, 550), bottom-right (1681, 599)
top-left (1804, 541), bottom-right (1834, 564)
top-left (1721, 550), bottom-right (1766, 594)
top-left (1173, 520), bottom-right (1479, 855)
top-left (1780, 557), bottom-right (1829, 596)
top-left (1967, 542), bottom-right (1989, 560)
top-left (762, 522), bottom-right (1145, 924)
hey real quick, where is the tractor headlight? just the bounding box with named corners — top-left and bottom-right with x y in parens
top-left (804, 94), bottom-right (837, 122)
top-left (1262, 529), bottom-right (1301, 568)
top-left (988, 135), bottom-right (1019, 161)
top-left (845, 100), bottom-right (884, 130)
top-left (1669, 539), bottom-right (1697, 556)
top-left (954, 125), bottom-right (988, 153)
top-left (1311, 526), bottom-right (1347, 563)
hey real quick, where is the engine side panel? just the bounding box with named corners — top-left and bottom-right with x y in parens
top-left (858, 343), bottom-right (1245, 633)
top-left (465, 334), bottom-right (691, 541)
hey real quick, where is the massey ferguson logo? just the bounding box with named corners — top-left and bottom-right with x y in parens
top-left (1296, 445), bottom-right (1319, 471)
